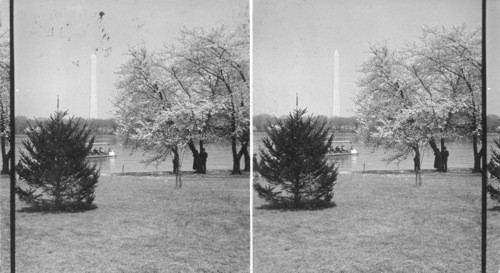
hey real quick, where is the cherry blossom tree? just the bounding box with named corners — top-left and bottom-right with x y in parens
top-left (114, 25), bottom-right (249, 178)
top-left (115, 47), bottom-right (222, 186)
top-left (411, 25), bottom-right (482, 172)
top-left (356, 44), bottom-right (432, 171)
top-left (356, 25), bottom-right (482, 173)
top-left (164, 25), bottom-right (249, 174)
top-left (0, 28), bottom-right (10, 175)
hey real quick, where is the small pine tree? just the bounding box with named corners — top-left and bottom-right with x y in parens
top-left (16, 111), bottom-right (99, 211)
top-left (253, 109), bottom-right (338, 209)
top-left (487, 131), bottom-right (500, 202)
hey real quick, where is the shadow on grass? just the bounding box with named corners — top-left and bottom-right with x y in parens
top-left (18, 203), bottom-right (98, 214)
top-left (256, 201), bottom-right (337, 211)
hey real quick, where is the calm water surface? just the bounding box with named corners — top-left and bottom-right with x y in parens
top-left (253, 132), bottom-right (500, 172)
top-left (13, 135), bottom-right (234, 174)
top-left (6, 133), bottom-right (500, 173)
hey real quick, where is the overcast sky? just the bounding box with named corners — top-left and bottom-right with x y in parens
top-left (3, 0), bottom-right (500, 118)
top-left (487, 0), bottom-right (500, 116)
top-left (253, 0), bottom-right (499, 117)
top-left (13, 0), bottom-right (248, 119)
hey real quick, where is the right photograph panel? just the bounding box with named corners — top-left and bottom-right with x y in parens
top-left (252, 0), bottom-right (483, 271)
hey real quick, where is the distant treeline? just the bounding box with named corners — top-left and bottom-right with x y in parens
top-left (13, 114), bottom-right (500, 135)
top-left (254, 113), bottom-right (500, 133)
top-left (15, 116), bottom-right (118, 135)
top-left (488, 114), bottom-right (500, 132)
top-left (253, 113), bottom-right (358, 133)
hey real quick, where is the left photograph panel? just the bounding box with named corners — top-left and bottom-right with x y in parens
top-left (12, 0), bottom-right (250, 272)
top-left (0, 0), bottom-right (11, 271)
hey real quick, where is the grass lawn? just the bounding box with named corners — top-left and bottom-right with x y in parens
top-left (12, 170), bottom-right (249, 273)
top-left (487, 178), bottom-right (500, 273)
top-left (0, 175), bottom-right (11, 273)
top-left (253, 169), bottom-right (485, 272)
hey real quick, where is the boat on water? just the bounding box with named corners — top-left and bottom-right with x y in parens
top-left (327, 141), bottom-right (358, 156)
top-left (86, 143), bottom-right (117, 159)
top-left (327, 148), bottom-right (358, 156)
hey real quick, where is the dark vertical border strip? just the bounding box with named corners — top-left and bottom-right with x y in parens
top-left (9, 0), bottom-right (15, 272)
top-left (481, 0), bottom-right (487, 272)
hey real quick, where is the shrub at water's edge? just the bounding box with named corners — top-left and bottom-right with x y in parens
top-left (16, 111), bottom-right (99, 212)
top-left (254, 108), bottom-right (338, 210)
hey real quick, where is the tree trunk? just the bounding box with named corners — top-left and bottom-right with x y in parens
top-left (171, 147), bottom-right (182, 188)
top-left (199, 140), bottom-right (204, 153)
top-left (413, 146), bottom-right (422, 186)
top-left (187, 139), bottom-right (195, 153)
top-left (472, 135), bottom-right (481, 173)
top-left (243, 144), bottom-right (250, 172)
top-left (232, 138), bottom-right (249, 174)
top-left (187, 139), bottom-right (203, 173)
top-left (413, 146), bottom-right (421, 172)
top-left (231, 136), bottom-right (241, 174)
top-left (172, 147), bottom-right (179, 174)
top-left (429, 138), bottom-right (444, 172)
top-left (0, 136), bottom-right (9, 175)
top-left (440, 137), bottom-right (448, 173)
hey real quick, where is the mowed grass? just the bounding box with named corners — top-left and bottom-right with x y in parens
top-left (487, 178), bottom-right (500, 273)
top-left (13, 171), bottom-right (249, 273)
top-left (0, 175), bottom-right (11, 273)
top-left (253, 169), bottom-right (484, 272)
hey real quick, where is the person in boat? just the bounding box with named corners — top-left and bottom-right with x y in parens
top-left (341, 145), bottom-right (346, 152)
top-left (99, 147), bottom-right (105, 155)
top-left (335, 146), bottom-right (341, 153)
top-left (93, 148), bottom-right (99, 155)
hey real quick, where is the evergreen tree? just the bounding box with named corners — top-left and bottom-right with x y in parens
top-left (253, 109), bottom-right (338, 209)
top-left (16, 111), bottom-right (99, 211)
top-left (487, 132), bottom-right (500, 202)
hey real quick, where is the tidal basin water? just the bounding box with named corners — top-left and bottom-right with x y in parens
top-left (13, 135), bottom-right (234, 174)
top-left (7, 132), bottom-right (499, 174)
top-left (253, 132), bottom-right (500, 172)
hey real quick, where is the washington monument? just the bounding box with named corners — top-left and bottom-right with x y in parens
top-left (332, 49), bottom-right (340, 117)
top-left (89, 52), bottom-right (98, 119)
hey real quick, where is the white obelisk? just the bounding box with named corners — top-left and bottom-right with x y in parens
top-left (332, 49), bottom-right (340, 117)
top-left (90, 52), bottom-right (98, 119)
